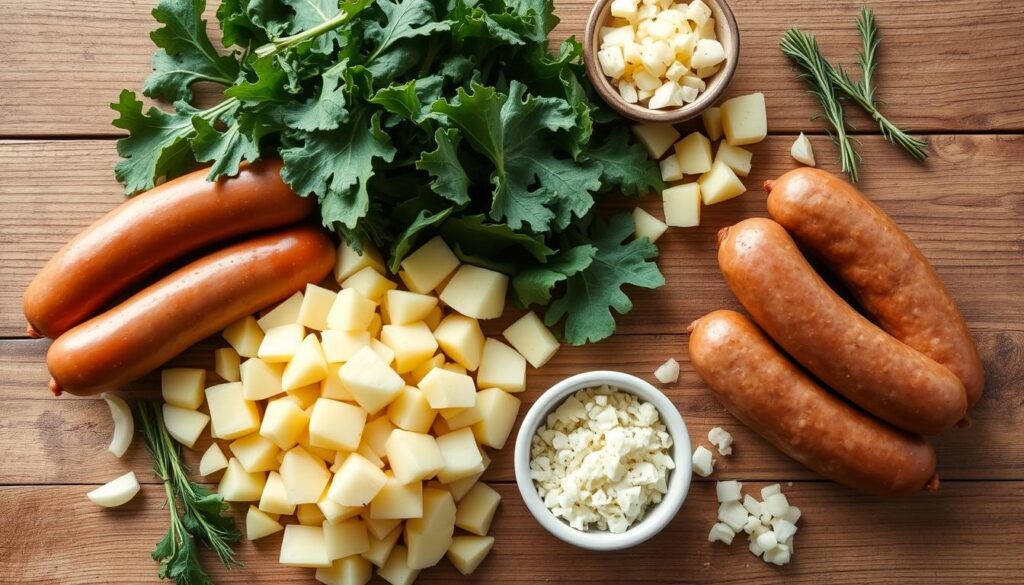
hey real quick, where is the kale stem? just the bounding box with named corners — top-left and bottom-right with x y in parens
top-left (254, 3), bottom-right (368, 59)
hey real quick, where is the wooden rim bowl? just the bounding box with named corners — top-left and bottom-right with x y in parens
top-left (583, 0), bottom-right (740, 124)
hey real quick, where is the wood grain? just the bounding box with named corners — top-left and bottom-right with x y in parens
top-left (0, 1), bottom-right (1023, 136)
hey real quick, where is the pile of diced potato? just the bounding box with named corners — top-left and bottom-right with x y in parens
top-left (629, 92), bottom-right (768, 240)
top-left (158, 236), bottom-right (561, 585)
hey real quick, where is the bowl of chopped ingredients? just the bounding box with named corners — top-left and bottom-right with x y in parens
top-left (514, 371), bottom-right (692, 550)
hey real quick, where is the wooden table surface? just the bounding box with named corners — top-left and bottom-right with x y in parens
top-left (2, 0), bottom-right (1023, 583)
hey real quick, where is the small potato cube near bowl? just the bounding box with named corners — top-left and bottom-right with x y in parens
top-left (584, 0), bottom-right (739, 123)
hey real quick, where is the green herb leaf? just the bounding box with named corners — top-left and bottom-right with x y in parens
top-left (226, 54), bottom-right (294, 102)
top-left (111, 90), bottom-right (201, 194)
top-left (512, 244), bottom-right (595, 306)
top-left (279, 59), bottom-right (352, 131)
top-left (389, 207), bottom-right (454, 271)
top-left (216, 0), bottom-right (289, 48)
top-left (545, 213), bottom-right (665, 345)
top-left (366, 0), bottom-right (453, 62)
top-left (281, 0), bottom-right (345, 54)
top-left (416, 128), bottom-right (472, 205)
top-left (191, 104), bottom-right (263, 180)
top-left (439, 214), bottom-right (554, 262)
top-left (587, 126), bottom-right (665, 196)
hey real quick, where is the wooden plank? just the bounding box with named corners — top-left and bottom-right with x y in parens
top-left (0, 482), bottom-right (1020, 584)
top-left (0, 0), bottom-right (1022, 136)
top-left (3, 325), bottom-right (1021, 484)
top-left (3, 135), bottom-right (1023, 338)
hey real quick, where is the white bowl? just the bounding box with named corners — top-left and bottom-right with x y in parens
top-left (513, 370), bottom-right (692, 551)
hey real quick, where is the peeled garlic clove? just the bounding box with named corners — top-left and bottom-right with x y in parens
top-left (791, 132), bottom-right (817, 166)
top-left (101, 392), bottom-right (134, 458)
top-left (87, 471), bottom-right (141, 508)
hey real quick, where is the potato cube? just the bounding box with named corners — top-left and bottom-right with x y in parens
top-left (472, 388), bottom-right (521, 449)
top-left (287, 384), bottom-right (321, 409)
top-left (246, 505), bottom-right (284, 541)
top-left (409, 354), bottom-right (444, 384)
top-left (417, 367), bottom-right (476, 410)
top-left (699, 160), bottom-right (746, 204)
top-left (502, 311), bottom-right (559, 368)
top-left (386, 430), bottom-right (445, 484)
top-left (240, 358), bottom-right (285, 401)
top-left (326, 289), bottom-right (377, 332)
top-left (377, 546), bottom-right (419, 585)
top-left (648, 79), bottom-right (684, 109)
top-left (435, 428), bottom-right (485, 484)
top-left (363, 516), bottom-right (401, 541)
top-left (448, 535), bottom-right (494, 575)
top-left (609, 0), bottom-right (637, 19)
top-left (161, 368), bottom-right (206, 410)
top-left (400, 236), bottom-right (460, 294)
top-left (283, 334), bottom-right (329, 391)
top-left (318, 491), bottom-right (362, 525)
top-left (199, 443), bottom-right (228, 476)
top-left (603, 24), bottom-right (635, 47)
top-left (223, 315), bottom-right (263, 358)
top-left (323, 518), bottom-right (370, 560)
top-left (715, 142), bottom-right (753, 177)
top-left (258, 290), bottom-right (304, 331)
top-left (674, 131), bottom-right (712, 175)
top-left (335, 238), bottom-right (386, 283)
top-left (383, 291), bottom-right (436, 326)
top-left (298, 425), bottom-right (337, 463)
top-left (598, 45), bottom-right (626, 79)
top-left (699, 106), bottom-right (724, 141)
top-left (320, 363), bottom-right (354, 402)
top-left (663, 182), bottom-right (701, 227)
top-left (280, 524), bottom-right (331, 568)
top-left (369, 339), bottom-right (394, 366)
top-left (280, 445), bottom-right (331, 505)
top-left (218, 458), bottom-right (266, 502)
top-left (659, 153), bottom-right (683, 182)
top-left (443, 403), bottom-right (483, 431)
top-left (367, 313), bottom-right (382, 338)
top-left (298, 502), bottom-right (327, 526)
top-left (477, 339), bottom-right (526, 393)
top-left (214, 348), bottom-right (241, 382)
top-left (299, 284), bottom-right (337, 331)
top-left (321, 330), bottom-right (372, 364)
top-left (339, 346), bottom-right (405, 414)
top-left (258, 323), bottom-right (305, 363)
top-left (447, 453), bottom-right (489, 502)
top-left (342, 266), bottom-right (396, 302)
top-left (260, 470), bottom-right (296, 515)
top-left (329, 453), bottom-right (388, 507)
top-left (230, 433), bottom-right (281, 473)
top-left (618, 79), bottom-right (639, 104)
top-left (206, 382), bottom-right (260, 440)
top-left (440, 265), bottom-right (508, 320)
top-left (721, 92), bottom-right (767, 146)
top-left (387, 386), bottom-right (437, 433)
top-left (371, 473), bottom-right (423, 519)
top-left (162, 403), bottom-right (209, 448)
top-left (633, 69), bottom-right (661, 92)
top-left (310, 398), bottom-right (366, 452)
top-left (405, 488), bottom-right (456, 569)
top-left (632, 207), bottom-right (668, 243)
top-left (361, 416), bottom-right (396, 459)
top-left (432, 314), bottom-right (485, 371)
top-left (317, 555), bottom-right (372, 585)
top-left (380, 322), bottom-right (438, 373)
top-left (455, 482), bottom-right (501, 535)
top-left (691, 38), bottom-right (725, 68)
top-left (362, 525), bottom-right (402, 567)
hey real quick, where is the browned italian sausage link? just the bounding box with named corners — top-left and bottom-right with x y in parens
top-left (24, 158), bottom-right (315, 339)
top-left (765, 168), bottom-right (984, 408)
top-left (718, 218), bottom-right (967, 435)
top-left (688, 310), bottom-right (939, 497)
top-left (46, 225), bottom-right (335, 396)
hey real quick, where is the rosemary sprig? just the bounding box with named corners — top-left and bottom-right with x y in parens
top-left (781, 28), bottom-right (861, 182)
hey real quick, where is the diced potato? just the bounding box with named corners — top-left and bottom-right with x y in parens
top-left (609, 0), bottom-right (637, 19)
top-left (632, 207), bottom-right (669, 243)
top-left (317, 554), bottom-right (373, 585)
top-left (663, 182), bottom-right (701, 227)
top-left (362, 417), bottom-right (397, 459)
top-left (320, 330), bottom-right (371, 364)
top-left (640, 42), bottom-right (672, 78)
top-left (370, 473), bottom-right (423, 519)
top-left (400, 237), bottom-right (460, 294)
top-left (791, 132), bottom-right (816, 166)
top-left (387, 386), bottom-right (437, 433)
top-left (715, 142), bottom-right (753, 177)
top-left (258, 291), bottom-right (304, 331)
top-left (339, 346), bottom-right (405, 414)
top-left (223, 316), bottom-right (264, 358)
top-left (328, 453), bottom-right (388, 507)
top-left (318, 491), bottom-right (362, 524)
top-left (443, 403), bottom-right (483, 431)
top-left (721, 92), bottom-right (767, 146)
top-left (380, 322), bottom-right (438, 374)
top-left (287, 383), bottom-right (321, 409)
top-left (283, 334), bottom-right (329, 391)
top-left (230, 433), bottom-right (281, 473)
top-left (310, 398), bottom-right (367, 452)
top-left (476, 339), bottom-right (526, 393)
top-left (435, 428), bottom-right (485, 484)
top-left (455, 482), bottom-right (501, 536)
top-left (214, 348), bottom-right (241, 382)
top-left (280, 524), bottom-right (331, 568)
top-left (699, 160), bottom-right (746, 204)
top-left (696, 64), bottom-right (720, 78)
top-left (440, 265), bottom-right (508, 320)
top-left (685, 0), bottom-right (712, 26)
top-left (471, 388), bottom-right (521, 449)
top-left (447, 535), bottom-right (495, 575)
top-left (162, 403), bottom-right (209, 448)
top-left (298, 502), bottom-right (327, 526)
top-left (405, 488), bottom-right (456, 569)
top-left (218, 458), bottom-right (266, 502)
top-left (370, 339), bottom-right (396, 366)
top-left (363, 516), bottom-right (401, 540)
top-left (246, 505), bottom-right (284, 541)
top-left (377, 545), bottom-right (419, 585)
top-left (258, 323), bottom-right (305, 363)
top-left (409, 354), bottom-right (444, 384)
top-left (598, 46), bottom-right (626, 79)
top-left (240, 358), bottom-right (285, 401)
top-left (447, 451), bottom-right (489, 502)
top-left (298, 284), bottom-right (337, 331)
top-left (386, 430), bottom-right (445, 484)
top-left (681, 75), bottom-right (706, 91)
top-left (602, 24), bottom-right (635, 47)
top-left (502, 311), bottom-right (559, 368)
top-left (260, 470), bottom-right (297, 515)
top-left (633, 69), bottom-right (661, 92)
top-left (326, 289), bottom-right (377, 332)
top-left (649, 79), bottom-right (685, 109)
top-left (199, 443), bottom-right (228, 476)
top-left (618, 79), bottom-right (639, 104)
top-left (691, 38), bottom-right (725, 68)
top-left (299, 425), bottom-right (337, 463)
top-left (432, 314), bottom-right (485, 371)
top-left (659, 153), bottom-right (683, 182)
top-left (632, 123), bottom-right (680, 159)
top-left (341, 266), bottom-right (396, 302)
top-left (362, 525), bottom-right (402, 567)
top-left (367, 313), bottom-right (382, 338)
top-left (335, 239), bottom-right (386, 283)
top-left (674, 131), bottom-right (712, 175)
top-left (161, 368), bottom-right (206, 410)
top-left (324, 518), bottom-right (370, 560)
top-left (417, 367), bottom-right (476, 410)
top-left (702, 106), bottom-right (723, 141)
top-left (697, 15), bottom-right (716, 39)
top-left (670, 31), bottom-right (696, 60)
top-left (206, 382), bottom-right (261, 440)
top-left (383, 291), bottom-right (436, 327)
top-left (280, 445), bottom-right (331, 505)
top-left (320, 364), bottom-right (354, 402)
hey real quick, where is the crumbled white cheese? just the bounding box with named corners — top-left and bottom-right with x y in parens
top-left (707, 522), bottom-right (735, 544)
top-left (530, 385), bottom-right (674, 533)
top-left (717, 501), bottom-right (748, 531)
top-left (715, 480), bottom-right (741, 503)
top-left (707, 426), bottom-right (733, 456)
top-left (691, 445), bottom-right (715, 477)
top-left (653, 358), bottom-right (680, 383)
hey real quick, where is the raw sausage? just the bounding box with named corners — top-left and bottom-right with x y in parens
top-left (688, 310), bottom-right (939, 497)
top-left (24, 159), bottom-right (314, 339)
top-left (47, 225), bottom-right (335, 396)
top-left (718, 217), bottom-right (967, 435)
top-left (765, 168), bottom-right (984, 407)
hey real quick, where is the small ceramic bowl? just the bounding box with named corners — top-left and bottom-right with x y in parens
top-left (513, 371), bottom-right (692, 551)
top-left (583, 0), bottom-right (740, 123)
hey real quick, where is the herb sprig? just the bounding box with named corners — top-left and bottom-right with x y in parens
top-left (134, 401), bottom-right (241, 585)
